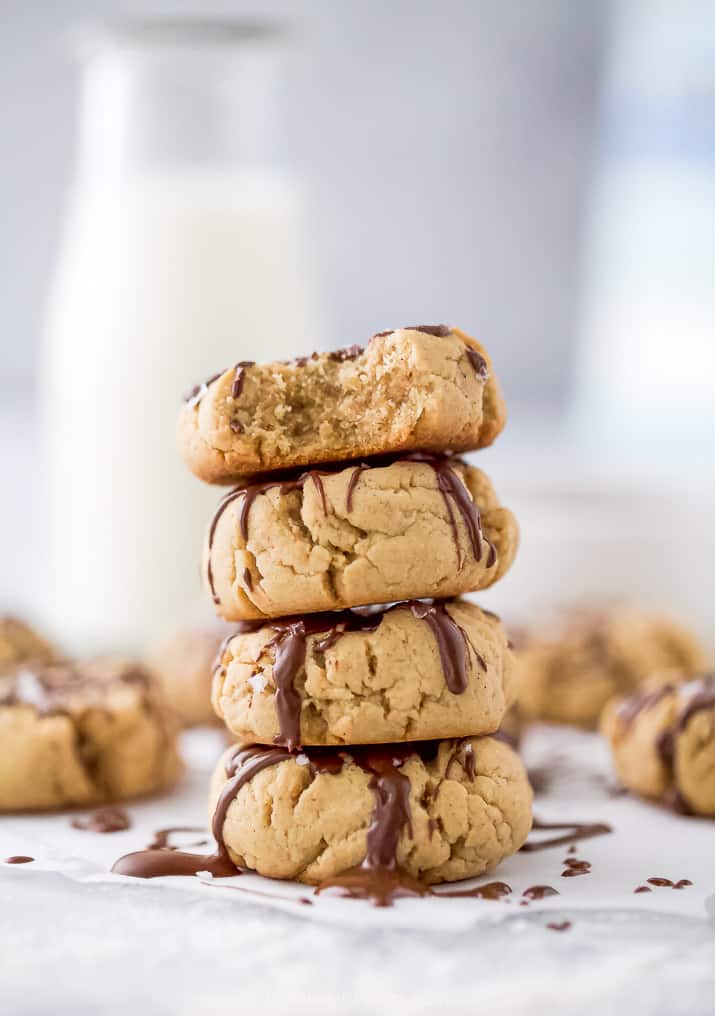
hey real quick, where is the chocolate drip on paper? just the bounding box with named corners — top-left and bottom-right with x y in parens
top-left (112, 745), bottom-right (294, 879)
top-left (520, 818), bottom-right (612, 854)
top-left (146, 827), bottom-right (209, 851)
top-left (522, 885), bottom-right (559, 901)
top-left (71, 807), bottom-right (131, 834)
top-left (221, 601), bottom-right (477, 748)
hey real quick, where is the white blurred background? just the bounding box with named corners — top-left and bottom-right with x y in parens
top-left (1, 0), bottom-right (713, 652)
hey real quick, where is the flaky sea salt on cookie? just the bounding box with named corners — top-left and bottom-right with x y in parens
top-left (0, 660), bottom-right (182, 811)
top-left (212, 599), bottom-right (515, 747)
top-left (178, 325), bottom-right (506, 485)
top-left (204, 454), bottom-right (518, 621)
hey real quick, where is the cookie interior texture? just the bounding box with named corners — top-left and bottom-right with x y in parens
top-left (179, 326), bottom-right (506, 484)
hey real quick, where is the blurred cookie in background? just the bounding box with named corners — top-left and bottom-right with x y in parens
top-left (513, 607), bottom-right (708, 729)
top-left (602, 673), bottom-right (715, 817)
top-left (147, 623), bottom-right (231, 727)
top-left (0, 616), bottom-right (60, 673)
top-left (0, 658), bottom-right (182, 811)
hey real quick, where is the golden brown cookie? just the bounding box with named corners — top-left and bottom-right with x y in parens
top-left (209, 735), bottom-right (532, 887)
top-left (0, 660), bottom-right (182, 811)
top-left (205, 455), bottom-right (518, 621)
top-left (212, 600), bottom-right (514, 747)
top-left (147, 624), bottom-right (230, 727)
top-left (178, 326), bottom-right (506, 485)
top-left (602, 674), bottom-right (715, 817)
top-left (514, 608), bottom-right (707, 728)
top-left (0, 617), bottom-right (58, 674)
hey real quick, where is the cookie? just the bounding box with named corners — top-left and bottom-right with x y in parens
top-left (205, 455), bottom-right (518, 621)
top-left (0, 617), bottom-right (58, 673)
top-left (209, 735), bottom-right (532, 887)
top-left (0, 660), bottom-right (182, 811)
top-left (602, 674), bottom-right (715, 817)
top-left (147, 624), bottom-right (229, 727)
top-left (212, 600), bottom-right (514, 747)
top-left (178, 326), bottom-right (506, 484)
top-left (515, 608), bottom-right (707, 728)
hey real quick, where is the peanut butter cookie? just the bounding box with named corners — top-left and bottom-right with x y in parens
top-left (178, 326), bottom-right (506, 484)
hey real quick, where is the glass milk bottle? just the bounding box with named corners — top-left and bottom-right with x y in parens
top-left (41, 20), bottom-right (321, 655)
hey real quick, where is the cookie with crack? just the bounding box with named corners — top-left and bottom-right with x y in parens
top-left (212, 600), bottom-right (514, 747)
top-left (514, 608), bottom-right (707, 728)
top-left (205, 455), bottom-right (518, 621)
top-left (178, 325), bottom-right (506, 484)
top-left (602, 673), bottom-right (715, 817)
top-left (0, 617), bottom-right (58, 674)
top-left (208, 735), bottom-right (532, 891)
top-left (0, 660), bottom-right (182, 811)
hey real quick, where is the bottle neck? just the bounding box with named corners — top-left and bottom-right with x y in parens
top-left (75, 41), bottom-right (281, 189)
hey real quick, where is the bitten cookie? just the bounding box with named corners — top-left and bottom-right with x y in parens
top-left (205, 455), bottom-right (518, 621)
top-left (212, 600), bottom-right (515, 747)
top-left (209, 735), bottom-right (532, 886)
top-left (602, 674), bottom-right (715, 817)
top-left (147, 624), bottom-right (230, 727)
top-left (178, 325), bottom-right (506, 484)
top-left (0, 660), bottom-right (182, 811)
top-left (514, 608), bottom-right (707, 729)
top-left (0, 617), bottom-right (58, 673)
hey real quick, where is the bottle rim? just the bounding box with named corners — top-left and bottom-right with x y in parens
top-left (71, 17), bottom-right (289, 57)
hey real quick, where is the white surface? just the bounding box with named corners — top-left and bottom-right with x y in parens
top-left (1, 727), bottom-right (714, 1014)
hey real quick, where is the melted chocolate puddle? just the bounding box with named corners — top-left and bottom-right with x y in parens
top-left (71, 807), bottom-right (131, 834)
top-left (520, 818), bottom-right (612, 853)
top-left (218, 600), bottom-right (478, 749)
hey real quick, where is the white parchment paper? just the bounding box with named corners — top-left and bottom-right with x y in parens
top-left (1, 725), bottom-right (713, 931)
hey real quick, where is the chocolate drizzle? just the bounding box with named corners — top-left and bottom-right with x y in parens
top-left (618, 674), bottom-right (715, 814)
top-left (4, 855), bottom-right (34, 864)
top-left (147, 827), bottom-right (209, 851)
top-left (221, 601), bottom-right (477, 748)
top-left (112, 739), bottom-right (490, 908)
top-left (71, 807), bottom-right (131, 834)
top-left (184, 371), bottom-right (222, 408)
top-left (520, 818), bottom-right (612, 853)
top-left (0, 662), bottom-right (151, 718)
top-left (465, 347), bottom-right (489, 380)
top-left (112, 745), bottom-right (294, 879)
top-left (231, 361), bottom-right (255, 400)
top-left (205, 453), bottom-right (494, 605)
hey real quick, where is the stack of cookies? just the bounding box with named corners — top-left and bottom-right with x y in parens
top-left (177, 325), bottom-right (533, 902)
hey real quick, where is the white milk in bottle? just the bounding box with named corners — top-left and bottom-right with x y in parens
top-left (41, 21), bottom-right (321, 654)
